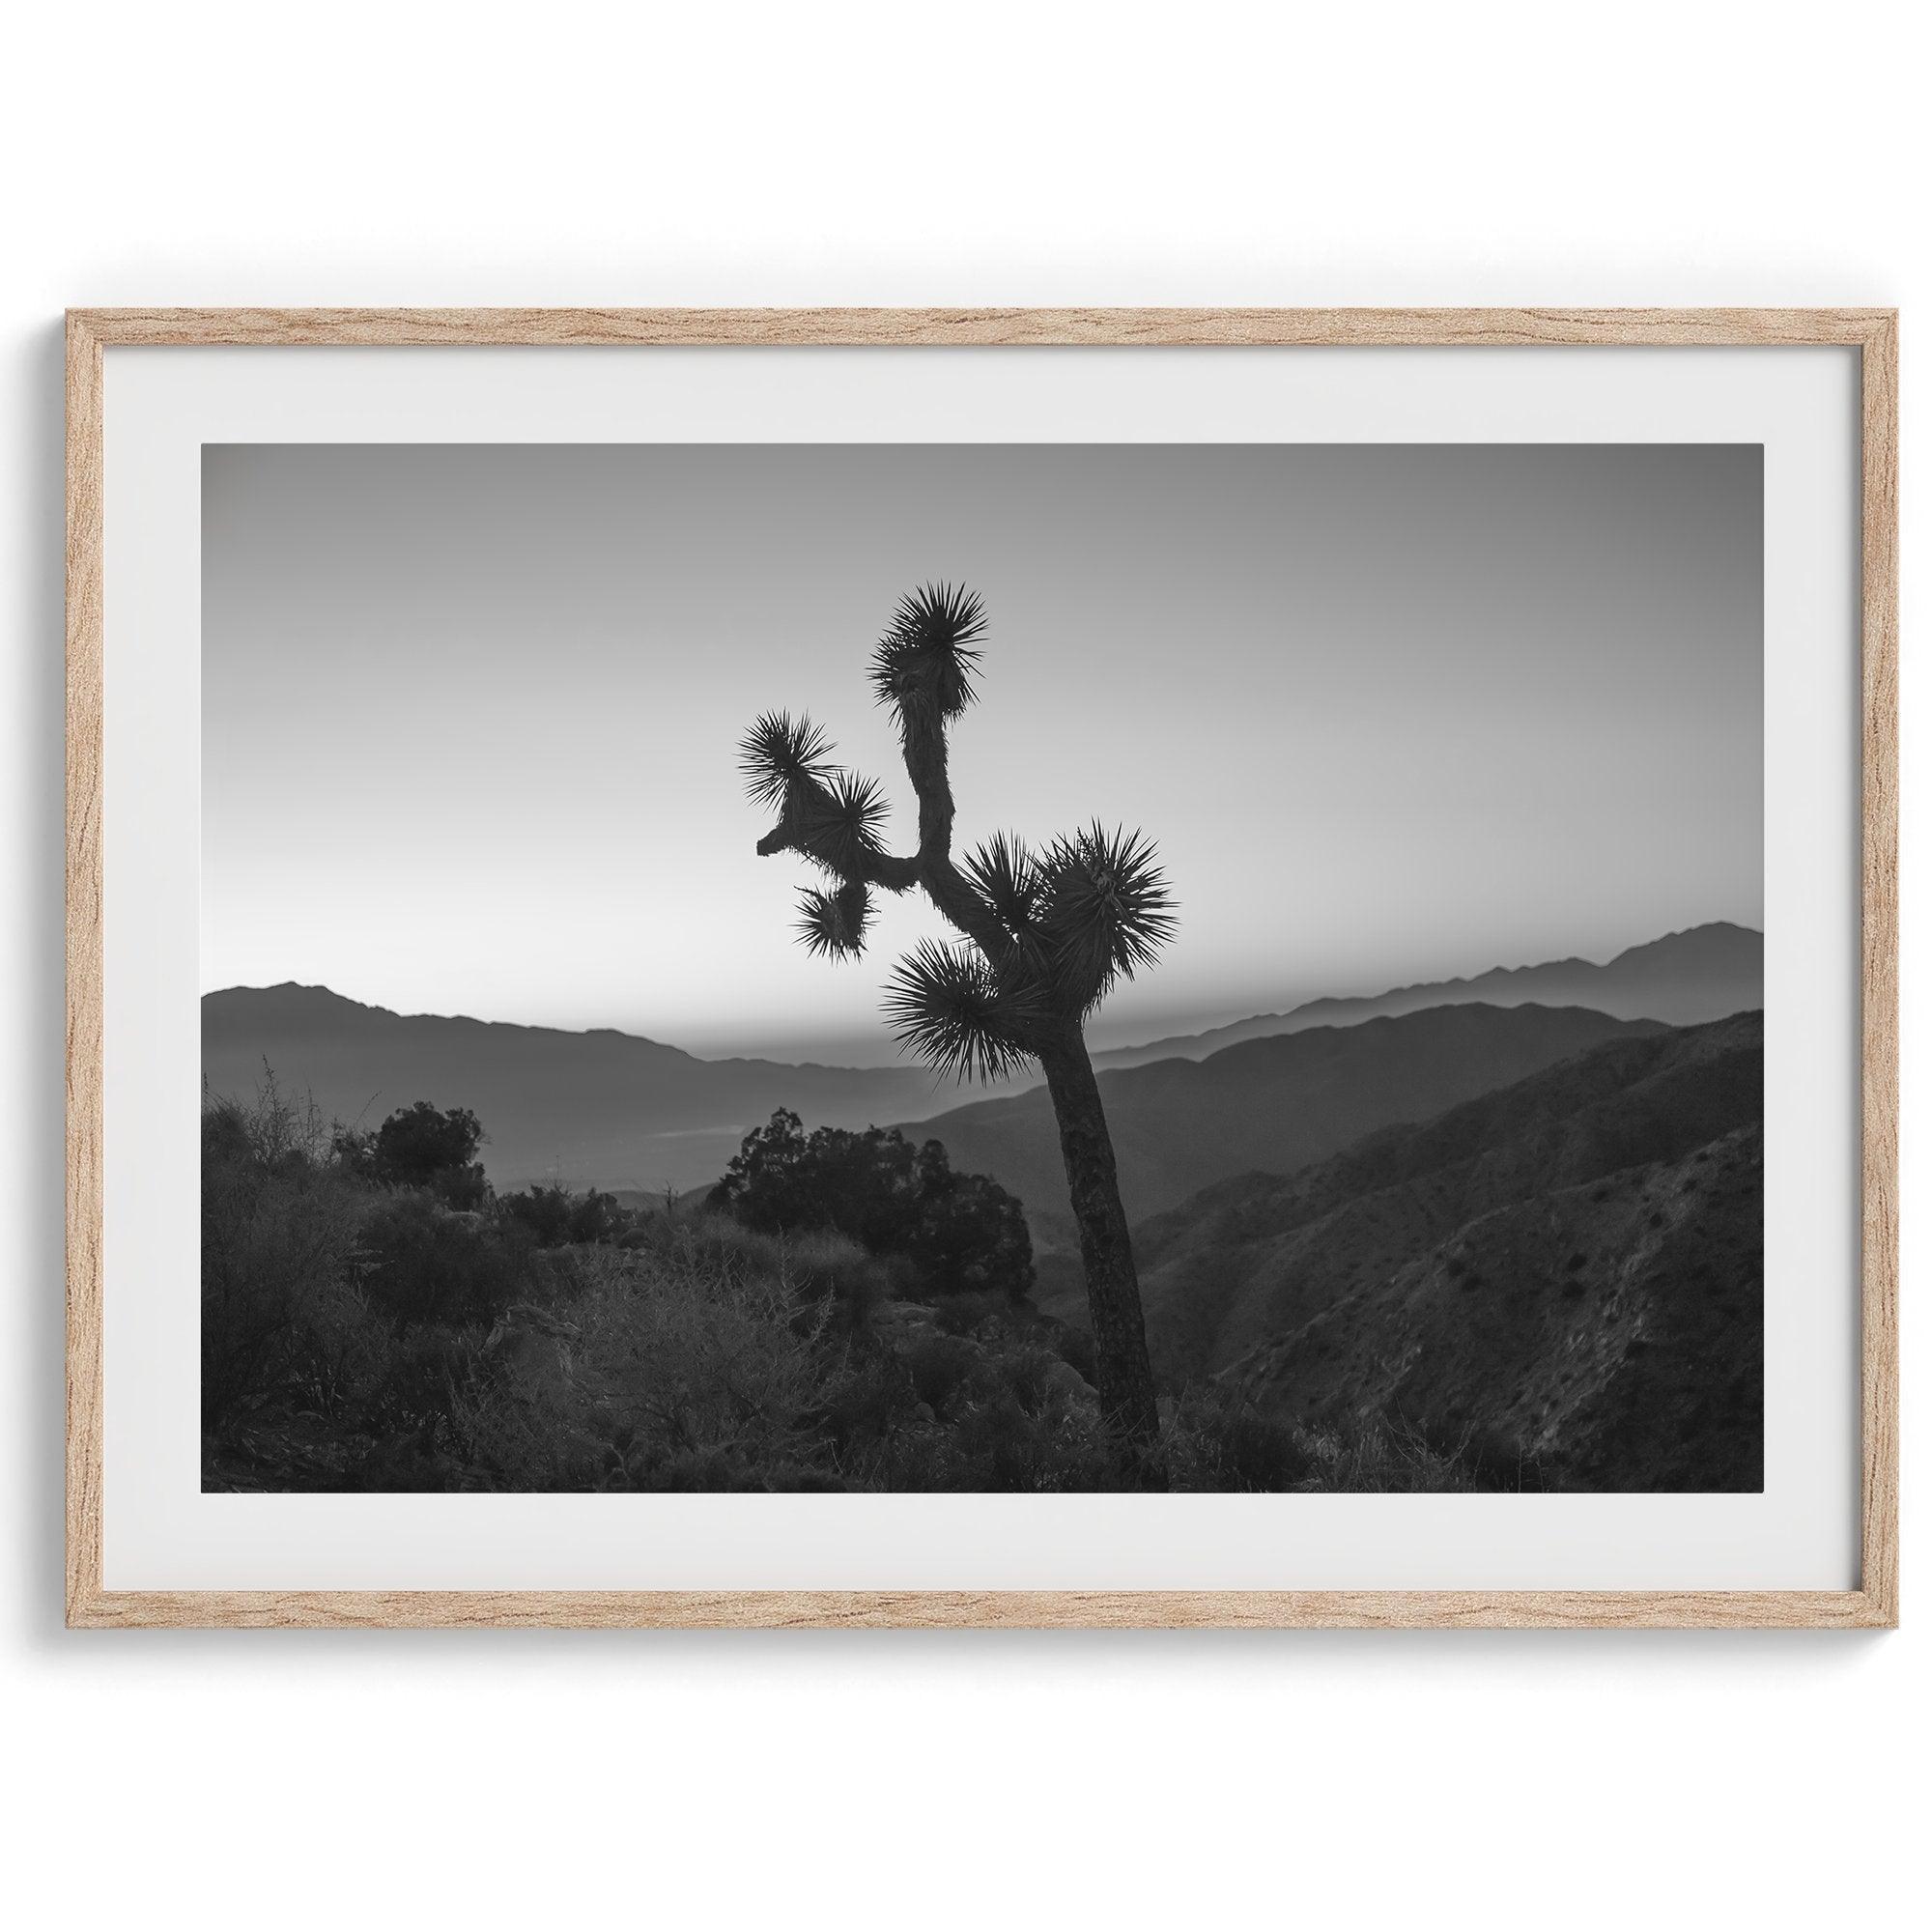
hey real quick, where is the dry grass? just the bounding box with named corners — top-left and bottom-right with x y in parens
top-left (444, 1241), bottom-right (849, 1491)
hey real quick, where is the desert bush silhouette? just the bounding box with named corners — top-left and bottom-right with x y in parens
top-left (709, 1107), bottom-right (1034, 1302)
top-left (335, 1099), bottom-right (490, 1208)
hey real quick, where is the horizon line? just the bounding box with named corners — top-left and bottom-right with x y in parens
top-left (200, 917), bottom-right (1764, 1068)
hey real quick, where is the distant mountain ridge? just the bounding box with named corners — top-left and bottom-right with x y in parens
top-left (202, 982), bottom-right (955, 1193)
top-left (899, 1003), bottom-right (1662, 1247)
top-left (1094, 922), bottom-right (1761, 1068)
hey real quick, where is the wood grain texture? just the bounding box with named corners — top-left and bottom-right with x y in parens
top-left (63, 308), bottom-right (1901, 1631)
top-left (65, 314), bottom-right (104, 1630)
top-left (1858, 314), bottom-right (1901, 1628)
top-left (69, 305), bottom-right (1896, 348)
top-left (61, 1588), bottom-right (1897, 1632)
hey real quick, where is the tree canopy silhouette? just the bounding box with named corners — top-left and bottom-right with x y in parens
top-left (335, 1100), bottom-right (490, 1208)
top-left (710, 1108), bottom-right (1035, 1301)
top-left (737, 583), bottom-right (1175, 1474)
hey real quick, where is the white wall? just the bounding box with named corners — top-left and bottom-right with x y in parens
top-left (1, 4), bottom-right (1920, 1924)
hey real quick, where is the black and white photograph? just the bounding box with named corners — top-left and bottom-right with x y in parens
top-left (200, 440), bottom-right (1765, 1495)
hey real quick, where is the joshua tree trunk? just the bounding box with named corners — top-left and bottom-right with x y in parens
top-left (1038, 1025), bottom-right (1164, 1481)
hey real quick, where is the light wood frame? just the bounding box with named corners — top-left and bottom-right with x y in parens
top-left (65, 307), bottom-right (1900, 1631)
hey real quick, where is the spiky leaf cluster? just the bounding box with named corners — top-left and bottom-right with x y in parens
top-left (883, 939), bottom-right (1040, 1084)
top-left (739, 710), bottom-right (833, 810)
top-left (1037, 824), bottom-right (1177, 1013)
top-left (961, 832), bottom-right (1044, 937)
top-left (868, 582), bottom-right (986, 723)
top-left (795, 881), bottom-right (872, 959)
top-left (793, 769), bottom-right (888, 877)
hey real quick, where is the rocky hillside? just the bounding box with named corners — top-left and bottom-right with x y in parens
top-left (1114, 1011), bottom-right (1762, 1491)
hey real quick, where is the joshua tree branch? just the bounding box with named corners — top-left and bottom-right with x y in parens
top-left (755, 707), bottom-right (1011, 965)
top-left (755, 819), bottom-right (921, 892)
top-left (894, 706), bottom-right (1014, 963)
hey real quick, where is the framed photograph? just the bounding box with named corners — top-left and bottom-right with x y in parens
top-left (66, 308), bottom-right (1897, 1629)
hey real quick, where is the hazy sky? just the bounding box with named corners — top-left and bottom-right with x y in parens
top-left (203, 442), bottom-right (1762, 1063)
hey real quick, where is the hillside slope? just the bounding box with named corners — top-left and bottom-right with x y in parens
top-left (907, 1003), bottom-right (1662, 1248)
top-left (1095, 922), bottom-right (1761, 1068)
top-left (1127, 1011), bottom-right (1762, 1491)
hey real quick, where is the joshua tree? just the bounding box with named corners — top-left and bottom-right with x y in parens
top-left (737, 583), bottom-right (1175, 1476)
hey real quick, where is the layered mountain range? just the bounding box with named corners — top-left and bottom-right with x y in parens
top-left (201, 981), bottom-right (944, 1193)
top-left (1094, 922), bottom-right (1761, 1067)
top-left (202, 922), bottom-right (1760, 1200)
top-left (899, 1003), bottom-right (1662, 1250)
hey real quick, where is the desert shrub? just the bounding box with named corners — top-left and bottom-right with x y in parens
top-left (899, 1330), bottom-right (982, 1411)
top-left (495, 1182), bottom-right (575, 1245)
top-left (895, 1332), bottom-right (1110, 1491)
top-left (497, 1182), bottom-right (634, 1247)
top-left (201, 1082), bottom-right (365, 1427)
top-left (357, 1323), bottom-right (484, 1435)
top-left (1167, 1387), bottom-right (1315, 1492)
top-left (924, 1288), bottom-right (1020, 1337)
top-left (1296, 1416), bottom-right (1480, 1492)
top-left (944, 1373), bottom-right (1114, 1491)
top-left (337, 1100), bottom-right (490, 1208)
top-left (442, 1242), bottom-right (847, 1491)
top-left (709, 1109), bottom-right (1034, 1299)
top-left (564, 1187), bottom-right (629, 1244)
top-left (982, 1337), bottom-right (1090, 1418)
top-left (358, 1193), bottom-right (534, 1329)
top-left (1417, 1414), bottom-right (1549, 1491)
top-left (777, 1227), bottom-right (895, 1323)
top-left (813, 1349), bottom-right (927, 1454)
top-left (619, 1211), bottom-right (891, 1326)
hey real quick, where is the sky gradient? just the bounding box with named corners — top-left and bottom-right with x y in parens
top-left (202, 442), bottom-right (1762, 1064)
